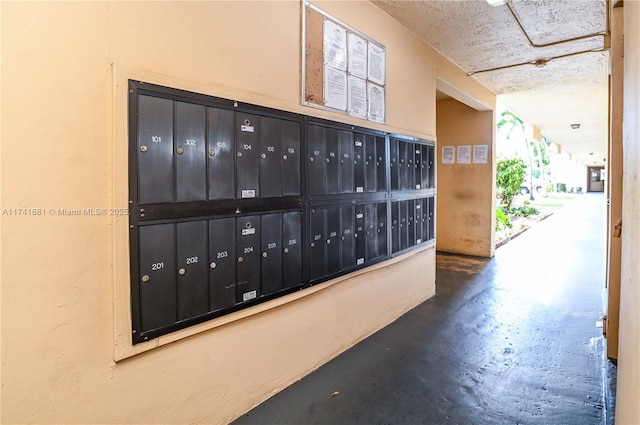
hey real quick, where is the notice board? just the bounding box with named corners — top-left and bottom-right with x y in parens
top-left (302, 1), bottom-right (386, 124)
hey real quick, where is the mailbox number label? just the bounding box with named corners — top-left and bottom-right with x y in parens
top-left (216, 251), bottom-right (228, 259)
top-left (186, 256), bottom-right (198, 264)
top-left (151, 262), bottom-right (164, 271)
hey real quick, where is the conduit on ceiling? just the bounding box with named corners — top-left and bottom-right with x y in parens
top-left (469, 0), bottom-right (610, 76)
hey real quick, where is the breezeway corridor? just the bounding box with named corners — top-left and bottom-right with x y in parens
top-left (234, 193), bottom-right (615, 425)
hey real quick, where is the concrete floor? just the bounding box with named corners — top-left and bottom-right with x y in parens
top-left (233, 193), bottom-right (616, 425)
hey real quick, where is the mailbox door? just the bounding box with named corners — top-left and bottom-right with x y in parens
top-left (175, 102), bottom-right (206, 202)
top-left (207, 107), bottom-right (235, 200)
top-left (353, 135), bottom-right (365, 193)
top-left (339, 130), bottom-right (354, 193)
top-left (414, 144), bottom-right (423, 190)
top-left (209, 217), bottom-right (236, 311)
top-left (326, 207), bottom-right (341, 275)
top-left (340, 205), bottom-right (355, 269)
top-left (420, 144), bottom-right (429, 190)
top-left (427, 145), bottom-right (435, 189)
top-left (137, 95), bottom-right (174, 204)
top-left (236, 113), bottom-right (260, 199)
top-left (398, 141), bottom-right (408, 190)
top-left (364, 135), bottom-right (377, 193)
top-left (176, 220), bottom-right (208, 320)
top-left (325, 128), bottom-right (341, 195)
top-left (308, 125), bottom-right (327, 196)
top-left (390, 138), bottom-right (399, 191)
top-left (261, 213), bottom-right (283, 295)
top-left (365, 203), bottom-right (378, 260)
top-left (377, 203), bottom-right (388, 258)
top-left (260, 117), bottom-right (284, 198)
top-left (428, 196), bottom-right (435, 240)
top-left (309, 208), bottom-right (326, 280)
top-left (354, 205), bottom-right (366, 265)
top-left (138, 223), bottom-right (176, 332)
top-left (415, 199), bottom-right (423, 245)
top-left (236, 216), bottom-right (261, 302)
top-left (391, 201), bottom-right (400, 253)
top-left (282, 120), bottom-right (301, 196)
top-left (405, 142), bottom-right (415, 192)
top-left (282, 211), bottom-right (303, 289)
top-left (376, 136), bottom-right (386, 192)
top-left (407, 199), bottom-right (416, 247)
top-left (400, 200), bottom-right (408, 250)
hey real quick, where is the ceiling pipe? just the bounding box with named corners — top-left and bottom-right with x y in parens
top-left (468, 0), bottom-right (610, 76)
top-left (467, 47), bottom-right (607, 76)
top-left (505, 1), bottom-right (608, 49)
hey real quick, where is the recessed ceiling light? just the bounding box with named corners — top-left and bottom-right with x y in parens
top-left (486, 0), bottom-right (508, 7)
top-left (571, 123), bottom-right (581, 129)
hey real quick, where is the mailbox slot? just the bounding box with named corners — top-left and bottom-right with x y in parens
top-left (138, 223), bottom-right (177, 332)
top-left (261, 213), bottom-right (283, 295)
top-left (176, 220), bottom-right (208, 319)
top-left (208, 107), bottom-right (235, 200)
top-left (175, 102), bottom-right (206, 202)
top-left (137, 96), bottom-right (174, 204)
top-left (236, 113), bottom-right (260, 200)
top-left (209, 217), bottom-right (236, 311)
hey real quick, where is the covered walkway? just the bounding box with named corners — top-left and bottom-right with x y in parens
top-left (234, 193), bottom-right (615, 424)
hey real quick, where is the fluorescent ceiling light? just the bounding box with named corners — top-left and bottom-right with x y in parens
top-left (486, 0), bottom-right (508, 6)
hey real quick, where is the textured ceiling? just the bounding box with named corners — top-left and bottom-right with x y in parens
top-left (373, 0), bottom-right (608, 166)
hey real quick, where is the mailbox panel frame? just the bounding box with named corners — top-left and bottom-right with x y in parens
top-left (127, 80), bottom-right (436, 348)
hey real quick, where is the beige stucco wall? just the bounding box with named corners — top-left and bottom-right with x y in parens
top-left (435, 99), bottom-right (496, 257)
top-left (617, 1), bottom-right (640, 422)
top-left (0, 1), bottom-right (496, 424)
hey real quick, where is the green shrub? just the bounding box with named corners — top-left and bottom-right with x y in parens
top-left (496, 206), bottom-right (512, 231)
top-left (497, 158), bottom-right (527, 208)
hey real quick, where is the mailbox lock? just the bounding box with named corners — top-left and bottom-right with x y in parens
top-left (141, 275), bottom-right (150, 283)
top-left (177, 148), bottom-right (184, 155)
top-left (237, 152), bottom-right (243, 158)
top-left (261, 153), bottom-right (267, 159)
top-left (245, 222), bottom-right (252, 229)
top-left (283, 247), bottom-right (289, 254)
top-left (326, 239), bottom-right (331, 245)
top-left (238, 256), bottom-right (244, 263)
top-left (309, 157), bottom-right (314, 162)
top-left (178, 268), bottom-right (186, 275)
top-left (244, 119), bottom-right (251, 126)
top-left (326, 158), bottom-right (330, 163)
top-left (282, 155), bottom-right (288, 160)
top-left (209, 150), bottom-right (216, 157)
top-left (310, 242), bottom-right (315, 248)
top-left (210, 262), bottom-right (217, 269)
top-left (262, 252), bottom-right (268, 258)
top-left (140, 145), bottom-right (148, 153)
